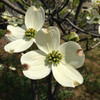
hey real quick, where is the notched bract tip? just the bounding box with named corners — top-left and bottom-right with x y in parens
top-left (34, 7), bottom-right (38, 11)
top-left (74, 81), bottom-right (80, 87)
top-left (6, 29), bottom-right (11, 35)
top-left (22, 64), bottom-right (29, 71)
top-left (9, 49), bottom-right (14, 54)
top-left (43, 28), bottom-right (49, 34)
top-left (77, 49), bottom-right (84, 56)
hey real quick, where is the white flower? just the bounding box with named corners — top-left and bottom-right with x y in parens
top-left (87, 9), bottom-right (100, 24)
top-left (21, 26), bottom-right (85, 87)
top-left (4, 6), bottom-right (45, 53)
top-left (94, 24), bottom-right (100, 41)
top-left (1, 11), bottom-right (12, 20)
top-left (1, 11), bottom-right (23, 26)
top-left (99, 24), bottom-right (100, 34)
top-left (9, 66), bottom-right (16, 71)
top-left (0, 64), bottom-right (4, 70)
top-left (91, 0), bottom-right (100, 5)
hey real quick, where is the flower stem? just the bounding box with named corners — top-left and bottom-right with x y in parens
top-left (47, 73), bottom-right (55, 100)
top-left (31, 80), bottom-right (38, 100)
top-left (53, 82), bottom-right (60, 99)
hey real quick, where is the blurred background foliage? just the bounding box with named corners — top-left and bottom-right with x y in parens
top-left (0, 0), bottom-right (100, 100)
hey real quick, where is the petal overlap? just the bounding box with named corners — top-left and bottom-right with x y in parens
top-left (35, 27), bottom-right (60, 54)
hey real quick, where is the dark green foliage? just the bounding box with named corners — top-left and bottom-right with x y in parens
top-left (0, 69), bottom-right (32, 100)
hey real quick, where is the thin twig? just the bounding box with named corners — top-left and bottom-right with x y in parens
top-left (40, 0), bottom-right (48, 8)
top-left (1, 0), bottom-right (25, 15)
top-left (0, 21), bottom-right (8, 24)
top-left (28, 0), bottom-right (32, 6)
top-left (52, 18), bottom-right (66, 35)
top-left (63, 7), bottom-right (74, 19)
top-left (63, 18), bottom-right (100, 37)
top-left (52, 0), bottom-right (69, 16)
top-left (21, 0), bottom-right (30, 6)
top-left (84, 41), bottom-right (100, 52)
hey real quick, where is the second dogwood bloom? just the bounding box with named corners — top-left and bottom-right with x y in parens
top-left (4, 6), bottom-right (45, 53)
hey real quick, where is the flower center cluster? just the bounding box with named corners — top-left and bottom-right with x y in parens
top-left (47, 50), bottom-right (62, 65)
top-left (25, 28), bottom-right (37, 39)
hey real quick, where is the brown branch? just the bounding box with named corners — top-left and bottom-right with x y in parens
top-left (53, 82), bottom-right (60, 99)
top-left (47, 73), bottom-right (55, 100)
top-left (0, 21), bottom-right (8, 24)
top-left (73, 0), bottom-right (84, 24)
top-left (21, 0), bottom-right (30, 6)
top-left (52, 0), bottom-right (69, 16)
top-left (84, 41), bottom-right (100, 52)
top-left (1, 0), bottom-right (25, 15)
top-left (63, 18), bottom-right (100, 38)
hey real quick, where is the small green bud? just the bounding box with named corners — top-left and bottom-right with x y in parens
top-left (46, 50), bottom-right (62, 65)
top-left (25, 28), bottom-right (37, 39)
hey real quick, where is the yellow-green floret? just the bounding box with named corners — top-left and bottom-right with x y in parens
top-left (47, 50), bottom-right (62, 65)
top-left (25, 28), bottom-right (37, 39)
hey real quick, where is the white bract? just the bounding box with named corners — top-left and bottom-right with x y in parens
top-left (99, 24), bottom-right (100, 34)
top-left (91, 0), bottom-right (100, 6)
top-left (87, 8), bottom-right (100, 24)
top-left (1, 11), bottom-right (12, 20)
top-left (9, 66), bottom-right (16, 71)
top-left (94, 24), bottom-right (100, 41)
top-left (4, 6), bottom-right (45, 53)
top-left (1, 11), bottom-right (23, 26)
top-left (21, 26), bottom-right (85, 87)
top-left (0, 64), bottom-right (4, 70)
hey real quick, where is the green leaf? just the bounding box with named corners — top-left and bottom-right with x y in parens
top-left (88, 33), bottom-right (92, 39)
top-left (63, 32), bottom-right (80, 42)
top-left (0, 2), bottom-right (3, 8)
top-left (73, 0), bottom-right (79, 6)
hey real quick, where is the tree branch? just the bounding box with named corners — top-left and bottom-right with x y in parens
top-left (1, 0), bottom-right (25, 15)
top-left (47, 73), bottom-right (55, 100)
top-left (73, 0), bottom-right (84, 24)
top-left (53, 82), bottom-right (60, 99)
top-left (21, 0), bottom-right (30, 6)
top-left (63, 18), bottom-right (100, 37)
top-left (52, 0), bottom-right (69, 16)
top-left (84, 41), bottom-right (100, 52)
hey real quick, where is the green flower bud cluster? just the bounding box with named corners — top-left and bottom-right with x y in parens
top-left (25, 28), bottom-right (37, 39)
top-left (47, 50), bottom-right (62, 65)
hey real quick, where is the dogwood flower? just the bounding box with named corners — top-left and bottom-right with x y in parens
top-left (4, 6), bottom-right (45, 53)
top-left (94, 24), bottom-right (100, 41)
top-left (9, 66), bottom-right (16, 71)
top-left (87, 8), bottom-right (100, 24)
top-left (21, 26), bottom-right (85, 87)
top-left (99, 24), bottom-right (100, 34)
top-left (91, 0), bottom-right (100, 6)
top-left (1, 11), bottom-right (23, 26)
top-left (0, 64), bottom-right (4, 70)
